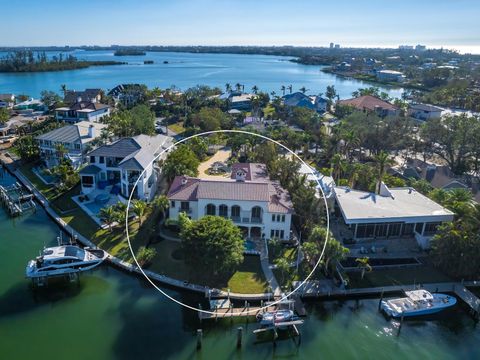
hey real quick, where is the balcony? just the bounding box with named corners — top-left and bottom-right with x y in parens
top-left (230, 216), bottom-right (262, 224)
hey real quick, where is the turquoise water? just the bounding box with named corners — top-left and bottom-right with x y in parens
top-left (0, 50), bottom-right (403, 98)
top-left (1, 167), bottom-right (480, 359)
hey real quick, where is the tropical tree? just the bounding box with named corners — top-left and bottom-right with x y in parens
top-left (355, 257), bottom-right (372, 280)
top-left (307, 226), bottom-right (349, 274)
top-left (153, 194), bottom-right (169, 219)
top-left (0, 107), bottom-right (10, 125)
top-left (163, 145), bottom-right (200, 183)
top-left (299, 86), bottom-right (308, 94)
top-left (132, 200), bottom-right (148, 225)
top-left (235, 83), bottom-right (242, 92)
top-left (136, 246), bottom-right (157, 267)
top-left (325, 85), bottom-right (337, 111)
top-left (99, 206), bottom-right (116, 232)
top-left (373, 150), bottom-right (394, 194)
top-left (280, 85), bottom-right (286, 96)
top-left (225, 83), bottom-right (232, 93)
top-left (60, 84), bottom-right (67, 97)
top-left (274, 257), bottom-right (291, 286)
top-left (287, 85), bottom-right (293, 94)
top-left (251, 85), bottom-right (259, 94)
top-left (179, 214), bottom-right (244, 276)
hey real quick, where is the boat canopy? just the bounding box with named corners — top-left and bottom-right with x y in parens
top-left (405, 290), bottom-right (433, 301)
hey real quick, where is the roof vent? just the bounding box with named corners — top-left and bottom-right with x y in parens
top-left (181, 177), bottom-right (188, 185)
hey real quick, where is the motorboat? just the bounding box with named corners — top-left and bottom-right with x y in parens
top-left (26, 245), bottom-right (107, 278)
top-left (380, 289), bottom-right (456, 318)
top-left (256, 310), bottom-right (295, 326)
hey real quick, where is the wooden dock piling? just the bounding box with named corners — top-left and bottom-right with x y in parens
top-left (236, 327), bottom-right (243, 348)
top-left (196, 329), bottom-right (203, 350)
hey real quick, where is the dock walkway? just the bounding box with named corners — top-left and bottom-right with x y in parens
top-left (296, 280), bottom-right (480, 317)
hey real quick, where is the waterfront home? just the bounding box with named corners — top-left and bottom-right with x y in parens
top-left (36, 121), bottom-right (107, 168)
top-left (107, 84), bottom-right (146, 107)
top-left (298, 163), bottom-right (335, 199)
top-left (376, 69), bottom-right (406, 82)
top-left (80, 134), bottom-right (173, 200)
top-left (0, 94), bottom-right (15, 109)
top-left (54, 101), bottom-right (110, 123)
top-left (408, 103), bottom-right (443, 121)
top-left (338, 95), bottom-right (400, 117)
top-left (219, 91), bottom-right (254, 111)
top-left (13, 98), bottom-right (47, 113)
top-left (0, 113), bottom-right (47, 137)
top-left (282, 92), bottom-right (328, 113)
top-left (167, 163), bottom-right (293, 240)
top-left (333, 183), bottom-right (454, 249)
top-left (64, 89), bottom-right (103, 105)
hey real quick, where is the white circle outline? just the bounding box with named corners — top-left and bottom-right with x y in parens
top-left (125, 129), bottom-right (330, 315)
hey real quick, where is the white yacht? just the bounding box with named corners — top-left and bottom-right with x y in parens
top-left (257, 310), bottom-right (295, 326)
top-left (381, 289), bottom-right (457, 318)
top-left (26, 245), bottom-right (107, 279)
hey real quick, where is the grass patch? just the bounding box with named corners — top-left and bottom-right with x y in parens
top-left (225, 256), bottom-right (268, 294)
top-left (263, 104), bottom-right (275, 118)
top-left (18, 162), bottom-right (57, 200)
top-left (168, 122), bottom-right (186, 134)
top-left (347, 265), bottom-right (452, 288)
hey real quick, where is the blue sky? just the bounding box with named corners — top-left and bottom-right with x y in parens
top-left (2, 0), bottom-right (479, 52)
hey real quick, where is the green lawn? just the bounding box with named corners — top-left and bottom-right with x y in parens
top-left (168, 122), bottom-right (186, 134)
top-left (18, 163), bottom-right (57, 201)
top-left (263, 104), bottom-right (275, 118)
top-left (347, 265), bottom-right (452, 289)
top-left (226, 256), bottom-right (269, 294)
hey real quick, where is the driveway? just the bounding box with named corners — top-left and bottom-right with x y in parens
top-left (197, 147), bottom-right (231, 180)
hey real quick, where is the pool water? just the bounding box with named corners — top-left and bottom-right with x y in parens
top-left (245, 240), bottom-right (256, 251)
top-left (84, 201), bottom-right (107, 216)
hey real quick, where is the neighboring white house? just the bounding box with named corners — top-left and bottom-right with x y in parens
top-left (0, 94), bottom-right (15, 109)
top-left (80, 134), bottom-right (173, 200)
top-left (167, 163), bottom-right (294, 240)
top-left (376, 70), bottom-right (406, 82)
top-left (408, 104), bottom-right (443, 121)
top-left (55, 101), bottom-right (110, 123)
top-left (298, 163), bottom-right (335, 199)
top-left (333, 183), bottom-right (454, 249)
top-left (36, 121), bottom-right (107, 168)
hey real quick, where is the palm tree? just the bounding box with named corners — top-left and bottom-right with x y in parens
top-left (299, 86), bottom-right (308, 94)
top-left (280, 85), bottom-right (286, 96)
top-left (270, 91), bottom-right (277, 99)
top-left (251, 85), bottom-right (259, 94)
top-left (60, 84), bottom-right (67, 98)
top-left (153, 195), bottom-right (169, 219)
top-left (99, 206), bottom-right (116, 232)
top-left (235, 83), bottom-right (242, 92)
top-left (274, 257), bottom-right (291, 287)
top-left (373, 151), bottom-right (394, 194)
top-left (287, 85), bottom-right (293, 94)
top-left (330, 153), bottom-right (347, 182)
top-left (342, 130), bottom-right (360, 161)
top-left (225, 83), bottom-right (232, 93)
top-left (132, 200), bottom-right (148, 225)
top-left (355, 257), bottom-right (372, 280)
top-left (54, 143), bottom-right (67, 161)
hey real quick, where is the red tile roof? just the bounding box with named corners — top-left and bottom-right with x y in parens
top-left (338, 95), bottom-right (398, 112)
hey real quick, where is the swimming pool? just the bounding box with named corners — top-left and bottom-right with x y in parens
top-left (244, 240), bottom-right (256, 251)
top-left (84, 201), bottom-right (107, 216)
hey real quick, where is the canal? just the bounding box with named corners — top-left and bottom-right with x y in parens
top-left (0, 167), bottom-right (479, 360)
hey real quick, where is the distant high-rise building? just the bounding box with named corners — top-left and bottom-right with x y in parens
top-left (334, 44), bottom-right (340, 49)
top-left (399, 45), bottom-right (414, 50)
top-left (330, 42), bottom-right (334, 49)
top-left (415, 44), bottom-right (427, 51)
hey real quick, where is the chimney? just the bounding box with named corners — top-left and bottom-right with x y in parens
top-left (88, 124), bottom-right (95, 138)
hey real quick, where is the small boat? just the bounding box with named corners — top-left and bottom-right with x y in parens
top-left (256, 310), bottom-right (295, 326)
top-left (26, 245), bottom-right (107, 279)
top-left (381, 289), bottom-right (456, 318)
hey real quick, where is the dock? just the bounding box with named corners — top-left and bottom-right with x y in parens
top-left (198, 303), bottom-right (277, 320)
top-left (0, 182), bottom-right (36, 216)
top-left (296, 280), bottom-right (480, 319)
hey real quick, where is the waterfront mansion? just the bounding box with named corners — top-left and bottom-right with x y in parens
top-left (167, 163), bottom-right (293, 240)
top-left (79, 134), bottom-right (172, 201)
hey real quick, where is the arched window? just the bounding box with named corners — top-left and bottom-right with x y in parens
top-left (231, 205), bottom-right (241, 219)
top-left (205, 204), bottom-right (216, 216)
top-left (219, 204), bottom-right (228, 217)
top-left (251, 206), bottom-right (262, 223)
